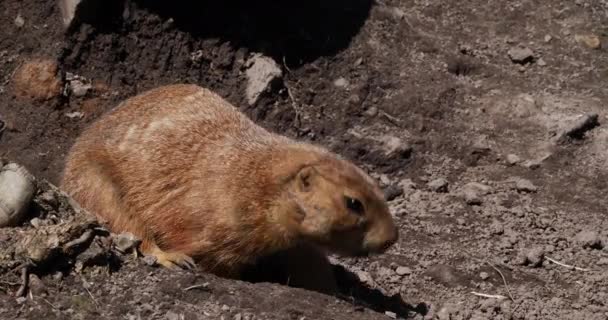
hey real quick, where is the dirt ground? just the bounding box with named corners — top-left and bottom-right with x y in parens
top-left (1, 0), bottom-right (608, 319)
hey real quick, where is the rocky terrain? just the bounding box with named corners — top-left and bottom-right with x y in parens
top-left (1, 0), bottom-right (607, 319)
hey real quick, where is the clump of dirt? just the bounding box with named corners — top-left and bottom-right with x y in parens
top-left (2, 0), bottom-right (608, 319)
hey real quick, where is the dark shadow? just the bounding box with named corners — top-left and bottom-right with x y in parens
top-left (71, 0), bottom-right (373, 67)
top-left (242, 255), bottom-right (428, 319)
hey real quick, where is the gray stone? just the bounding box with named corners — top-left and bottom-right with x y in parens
top-left (0, 162), bottom-right (36, 227)
top-left (245, 54), bottom-right (282, 105)
top-left (508, 47), bottom-right (535, 64)
top-left (515, 178), bottom-right (538, 193)
top-left (112, 232), bottom-right (142, 254)
top-left (396, 266), bottom-right (412, 276)
top-left (575, 230), bottom-right (603, 250)
top-left (506, 154), bottom-right (521, 165)
top-left (461, 182), bottom-right (491, 205)
top-left (428, 178), bottom-right (449, 193)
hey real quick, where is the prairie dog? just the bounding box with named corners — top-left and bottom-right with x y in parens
top-left (61, 84), bottom-right (398, 291)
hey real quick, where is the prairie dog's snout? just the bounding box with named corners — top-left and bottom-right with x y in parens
top-left (363, 214), bottom-right (399, 254)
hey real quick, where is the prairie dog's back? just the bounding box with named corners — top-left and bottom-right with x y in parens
top-left (61, 85), bottom-right (291, 256)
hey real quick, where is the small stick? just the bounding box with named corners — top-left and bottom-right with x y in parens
top-left (470, 291), bottom-right (508, 299)
top-left (545, 256), bottom-right (590, 271)
top-left (183, 283), bottom-right (210, 291)
top-left (15, 267), bottom-right (29, 297)
top-left (62, 229), bottom-right (95, 253)
top-left (285, 85), bottom-right (302, 128)
top-left (486, 262), bottom-right (515, 302)
top-left (41, 298), bottom-right (59, 310)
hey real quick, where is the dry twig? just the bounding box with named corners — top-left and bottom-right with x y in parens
top-left (545, 256), bottom-right (590, 271)
top-left (470, 291), bottom-right (508, 299)
top-left (15, 267), bottom-right (29, 297)
top-left (183, 283), bottom-right (210, 291)
top-left (486, 262), bottom-right (515, 302)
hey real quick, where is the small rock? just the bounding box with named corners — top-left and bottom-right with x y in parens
top-left (221, 305), bottom-right (230, 311)
top-left (355, 270), bottom-right (375, 287)
top-left (479, 271), bottom-right (489, 280)
top-left (234, 314), bottom-right (243, 320)
top-left (427, 264), bottom-right (468, 287)
top-left (506, 154), bottom-right (521, 165)
top-left (508, 47), bottom-right (535, 64)
top-left (553, 113), bottom-right (599, 144)
top-left (515, 178), bottom-right (538, 193)
top-left (427, 178), bottom-right (449, 193)
top-left (14, 14), bottom-right (25, 28)
top-left (165, 311), bottom-right (181, 320)
top-left (598, 258), bottom-right (608, 265)
top-left (575, 34), bottom-right (601, 49)
top-left (245, 54), bottom-right (282, 105)
top-left (379, 135), bottom-right (412, 158)
top-left (30, 217), bottom-right (43, 228)
top-left (70, 80), bottom-right (92, 97)
top-left (436, 303), bottom-right (459, 320)
top-left (399, 179), bottom-right (417, 191)
top-left (112, 232), bottom-right (142, 254)
top-left (385, 311), bottom-right (397, 319)
top-left (544, 35), bottom-right (552, 43)
top-left (575, 230), bottom-right (603, 250)
top-left (396, 266), bottom-right (412, 276)
top-left (537, 58), bottom-right (547, 66)
top-left (524, 247), bottom-right (545, 267)
top-left (384, 185), bottom-right (403, 201)
top-left (0, 162), bottom-right (36, 227)
top-left (363, 106), bottom-right (378, 117)
top-left (65, 111), bottom-right (84, 119)
top-left (29, 274), bottom-right (47, 296)
top-left (461, 182), bottom-right (491, 205)
top-left (15, 297), bottom-right (27, 304)
top-left (333, 77), bottom-right (349, 88)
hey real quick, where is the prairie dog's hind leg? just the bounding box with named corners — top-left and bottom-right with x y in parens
top-left (62, 155), bottom-right (196, 271)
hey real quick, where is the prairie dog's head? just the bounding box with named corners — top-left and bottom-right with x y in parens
top-left (288, 158), bottom-right (399, 256)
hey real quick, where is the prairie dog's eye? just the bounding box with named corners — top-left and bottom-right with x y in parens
top-left (345, 196), bottom-right (364, 215)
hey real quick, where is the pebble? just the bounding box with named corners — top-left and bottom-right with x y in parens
top-left (524, 247), bottom-right (545, 267)
top-left (384, 185), bottom-right (403, 201)
top-left (553, 113), bottom-right (599, 144)
top-left (575, 34), bottom-right (601, 49)
top-left (245, 54), bottom-right (283, 105)
top-left (427, 178), bottom-right (449, 193)
top-left (575, 230), bottom-right (603, 250)
top-left (508, 47), bottom-right (535, 64)
top-left (14, 14), bottom-right (25, 28)
top-left (70, 79), bottom-right (92, 97)
top-left (515, 178), bottom-right (538, 193)
top-left (379, 135), bottom-right (412, 158)
top-left (333, 77), bottom-right (349, 88)
top-left (112, 232), bottom-right (142, 254)
top-left (396, 266), bottom-right (412, 276)
top-left (598, 258), bottom-right (608, 266)
top-left (0, 162), bottom-right (36, 227)
top-left (385, 311), bottom-right (397, 319)
top-left (363, 106), bottom-right (378, 117)
top-left (29, 274), bottom-right (47, 296)
top-left (461, 182), bottom-right (491, 205)
top-left (506, 154), bottom-right (521, 165)
top-left (544, 35), bottom-right (552, 43)
top-left (479, 271), bottom-right (489, 280)
top-left (537, 58), bottom-right (547, 66)
top-left (65, 111), bottom-right (84, 119)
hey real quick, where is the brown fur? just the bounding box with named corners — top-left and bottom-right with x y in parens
top-left (61, 84), bottom-right (398, 292)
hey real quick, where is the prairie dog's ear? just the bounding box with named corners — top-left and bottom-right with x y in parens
top-left (296, 166), bottom-right (317, 192)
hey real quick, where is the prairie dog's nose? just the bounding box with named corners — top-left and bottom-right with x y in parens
top-left (364, 219), bottom-right (399, 254)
